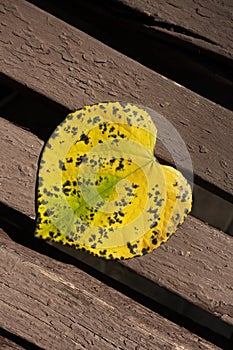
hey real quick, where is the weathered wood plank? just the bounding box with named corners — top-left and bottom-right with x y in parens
top-left (0, 230), bottom-right (221, 350)
top-left (1, 117), bottom-right (233, 338)
top-left (0, 118), bottom-right (42, 218)
top-left (116, 0), bottom-right (233, 59)
top-left (25, 0), bottom-right (233, 111)
top-left (0, 336), bottom-right (25, 350)
top-left (0, 0), bottom-right (232, 198)
top-left (51, 221), bottom-right (233, 339)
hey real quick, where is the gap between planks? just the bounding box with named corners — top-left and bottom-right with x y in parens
top-left (114, 0), bottom-right (233, 59)
top-left (0, 333), bottom-right (40, 350)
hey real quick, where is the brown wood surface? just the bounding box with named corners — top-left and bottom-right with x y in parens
top-left (1, 117), bottom-right (233, 338)
top-left (0, 229), bottom-right (222, 350)
top-left (0, 0), bottom-right (233, 199)
top-left (0, 118), bottom-right (42, 218)
top-left (0, 336), bottom-right (25, 350)
top-left (117, 0), bottom-right (233, 59)
top-left (0, 0), bottom-right (233, 347)
top-left (25, 0), bottom-right (233, 111)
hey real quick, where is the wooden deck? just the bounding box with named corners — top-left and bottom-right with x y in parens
top-left (0, 1), bottom-right (233, 349)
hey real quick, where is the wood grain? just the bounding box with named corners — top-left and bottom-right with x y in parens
top-left (117, 0), bottom-right (233, 59)
top-left (25, 0), bottom-right (233, 110)
top-left (0, 0), bottom-right (232, 198)
top-left (0, 336), bottom-right (25, 350)
top-left (0, 118), bottom-right (42, 218)
top-left (1, 117), bottom-right (233, 337)
top-left (0, 1), bottom-right (232, 348)
top-left (0, 230), bottom-right (221, 350)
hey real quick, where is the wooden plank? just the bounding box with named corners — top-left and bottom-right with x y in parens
top-left (1, 117), bottom-right (233, 339)
top-left (25, 0), bottom-right (233, 111)
top-left (0, 336), bottom-right (25, 350)
top-left (0, 118), bottom-right (42, 218)
top-left (0, 230), bottom-right (221, 350)
top-left (115, 0), bottom-right (233, 60)
top-left (50, 222), bottom-right (233, 339)
top-left (0, 0), bottom-right (233, 199)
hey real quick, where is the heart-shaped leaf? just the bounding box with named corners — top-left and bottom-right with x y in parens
top-left (35, 102), bottom-right (192, 259)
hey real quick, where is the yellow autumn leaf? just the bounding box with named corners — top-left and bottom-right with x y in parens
top-left (35, 102), bottom-right (192, 259)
